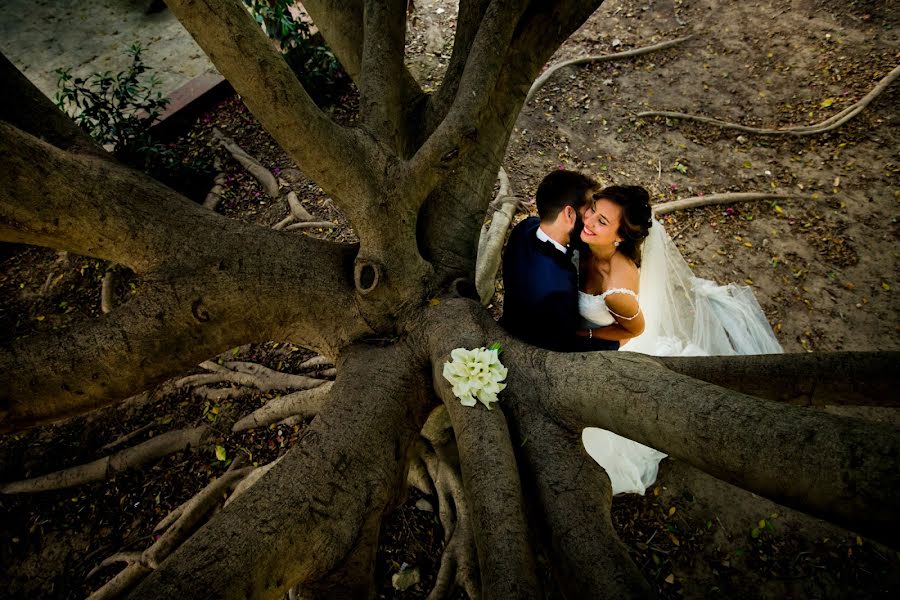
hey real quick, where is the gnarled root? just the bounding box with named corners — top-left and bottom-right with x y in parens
top-left (420, 443), bottom-right (479, 600)
top-left (232, 382), bottom-right (333, 432)
top-left (88, 462), bottom-right (256, 599)
top-left (176, 359), bottom-right (331, 401)
top-left (653, 192), bottom-right (813, 216)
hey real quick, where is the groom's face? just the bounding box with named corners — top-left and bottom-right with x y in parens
top-left (569, 203), bottom-right (588, 238)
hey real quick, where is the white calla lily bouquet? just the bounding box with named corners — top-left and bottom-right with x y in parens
top-left (441, 343), bottom-right (507, 409)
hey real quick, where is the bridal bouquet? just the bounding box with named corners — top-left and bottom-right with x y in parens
top-left (441, 345), bottom-right (507, 410)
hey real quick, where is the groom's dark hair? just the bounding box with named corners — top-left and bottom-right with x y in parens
top-left (535, 169), bottom-right (596, 222)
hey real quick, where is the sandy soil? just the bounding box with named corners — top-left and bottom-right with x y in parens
top-left (1, 0), bottom-right (899, 598)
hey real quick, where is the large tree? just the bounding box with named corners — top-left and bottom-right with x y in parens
top-left (1, 1), bottom-right (898, 598)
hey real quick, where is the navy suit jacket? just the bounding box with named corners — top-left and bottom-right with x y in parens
top-left (500, 217), bottom-right (581, 351)
top-left (500, 217), bottom-right (619, 352)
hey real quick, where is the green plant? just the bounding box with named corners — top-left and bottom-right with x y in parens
top-left (242, 0), bottom-right (345, 102)
top-left (54, 43), bottom-right (170, 167)
top-left (54, 44), bottom-right (214, 200)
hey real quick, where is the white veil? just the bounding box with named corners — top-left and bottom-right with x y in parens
top-left (620, 218), bottom-right (782, 357)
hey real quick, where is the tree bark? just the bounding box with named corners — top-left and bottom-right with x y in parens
top-left (129, 343), bottom-right (429, 599)
top-left (530, 349), bottom-right (900, 546)
top-left (435, 362), bottom-right (541, 599)
top-left (656, 351), bottom-right (900, 407)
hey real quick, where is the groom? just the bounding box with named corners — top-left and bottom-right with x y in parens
top-left (501, 169), bottom-right (611, 352)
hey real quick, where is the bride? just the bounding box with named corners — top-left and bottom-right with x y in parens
top-left (575, 185), bottom-right (782, 495)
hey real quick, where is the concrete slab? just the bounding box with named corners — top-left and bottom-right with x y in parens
top-left (0, 0), bottom-right (218, 104)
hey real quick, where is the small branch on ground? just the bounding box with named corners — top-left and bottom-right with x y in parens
top-left (526, 35), bottom-right (694, 103)
top-left (638, 63), bottom-right (900, 135)
top-left (653, 192), bottom-right (813, 215)
top-left (0, 425), bottom-right (210, 493)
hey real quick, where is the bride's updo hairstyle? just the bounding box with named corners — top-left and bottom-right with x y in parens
top-left (593, 185), bottom-right (653, 266)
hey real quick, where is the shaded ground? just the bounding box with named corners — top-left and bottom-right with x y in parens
top-left (1, 0), bottom-right (899, 598)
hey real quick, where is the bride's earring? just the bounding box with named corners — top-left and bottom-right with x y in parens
top-left (614, 241), bottom-right (620, 247)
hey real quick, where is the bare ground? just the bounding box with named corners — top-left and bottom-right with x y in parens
top-left (1, 0), bottom-right (899, 598)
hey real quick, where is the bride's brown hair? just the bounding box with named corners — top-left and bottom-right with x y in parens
top-left (592, 185), bottom-right (653, 267)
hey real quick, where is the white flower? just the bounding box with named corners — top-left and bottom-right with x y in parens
top-left (442, 346), bottom-right (508, 410)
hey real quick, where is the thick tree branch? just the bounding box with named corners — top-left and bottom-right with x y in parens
top-left (434, 361), bottom-right (540, 599)
top-left (165, 0), bottom-right (376, 207)
top-left (657, 352), bottom-right (900, 407)
top-left (0, 123), bottom-right (201, 272)
top-left (408, 0), bottom-right (530, 189)
top-left (426, 0), bottom-right (492, 128)
top-left (1, 224), bottom-right (369, 431)
top-left (128, 343), bottom-right (428, 599)
top-left (359, 0), bottom-right (407, 146)
top-left (527, 349), bottom-right (900, 546)
top-left (301, 0), bottom-right (424, 114)
top-left (417, 0), bottom-right (605, 282)
top-left (506, 392), bottom-right (652, 598)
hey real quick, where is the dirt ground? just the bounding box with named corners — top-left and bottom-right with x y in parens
top-left (1, 0), bottom-right (899, 598)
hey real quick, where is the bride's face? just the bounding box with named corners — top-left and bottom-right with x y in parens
top-left (580, 199), bottom-right (622, 247)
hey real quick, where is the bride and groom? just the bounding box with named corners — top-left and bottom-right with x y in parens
top-left (500, 169), bottom-right (783, 494)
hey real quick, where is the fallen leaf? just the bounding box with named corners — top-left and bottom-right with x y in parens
top-left (820, 97), bottom-right (835, 108)
top-left (215, 445), bottom-right (227, 461)
top-left (664, 574), bottom-right (675, 584)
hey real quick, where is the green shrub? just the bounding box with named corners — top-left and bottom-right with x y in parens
top-left (242, 0), bottom-right (346, 102)
top-left (54, 43), bottom-right (214, 200)
top-left (54, 43), bottom-right (169, 168)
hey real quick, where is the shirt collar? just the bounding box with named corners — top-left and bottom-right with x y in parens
top-left (536, 226), bottom-right (568, 254)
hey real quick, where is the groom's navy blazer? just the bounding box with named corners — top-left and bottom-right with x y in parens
top-left (500, 217), bottom-right (581, 352)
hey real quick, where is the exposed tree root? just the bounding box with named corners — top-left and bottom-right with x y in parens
top-left (89, 465), bottom-right (255, 599)
top-left (232, 382), bottom-right (333, 432)
top-left (638, 63), bottom-right (900, 135)
top-left (100, 269), bottom-right (115, 314)
top-left (657, 351), bottom-right (900, 407)
top-left (476, 167), bottom-right (519, 305)
top-left (421, 444), bottom-right (479, 600)
top-left (434, 362), bottom-right (540, 598)
top-left (213, 127), bottom-right (280, 198)
top-left (0, 425), bottom-right (210, 494)
top-left (202, 159), bottom-right (227, 210)
top-left (653, 192), bottom-right (812, 215)
top-left (298, 355), bottom-right (333, 370)
top-left (176, 360), bottom-right (330, 402)
top-left (526, 35), bottom-right (695, 103)
top-left (284, 220), bottom-right (338, 231)
top-left (273, 191), bottom-right (336, 231)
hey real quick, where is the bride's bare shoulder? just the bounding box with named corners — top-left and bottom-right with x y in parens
top-left (608, 253), bottom-right (640, 289)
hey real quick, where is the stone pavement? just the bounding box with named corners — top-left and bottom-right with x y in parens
top-left (0, 0), bottom-right (217, 104)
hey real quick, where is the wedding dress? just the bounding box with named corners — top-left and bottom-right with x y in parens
top-left (580, 218), bottom-right (783, 495)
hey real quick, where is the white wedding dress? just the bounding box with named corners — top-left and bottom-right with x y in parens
top-left (580, 218), bottom-right (783, 495)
